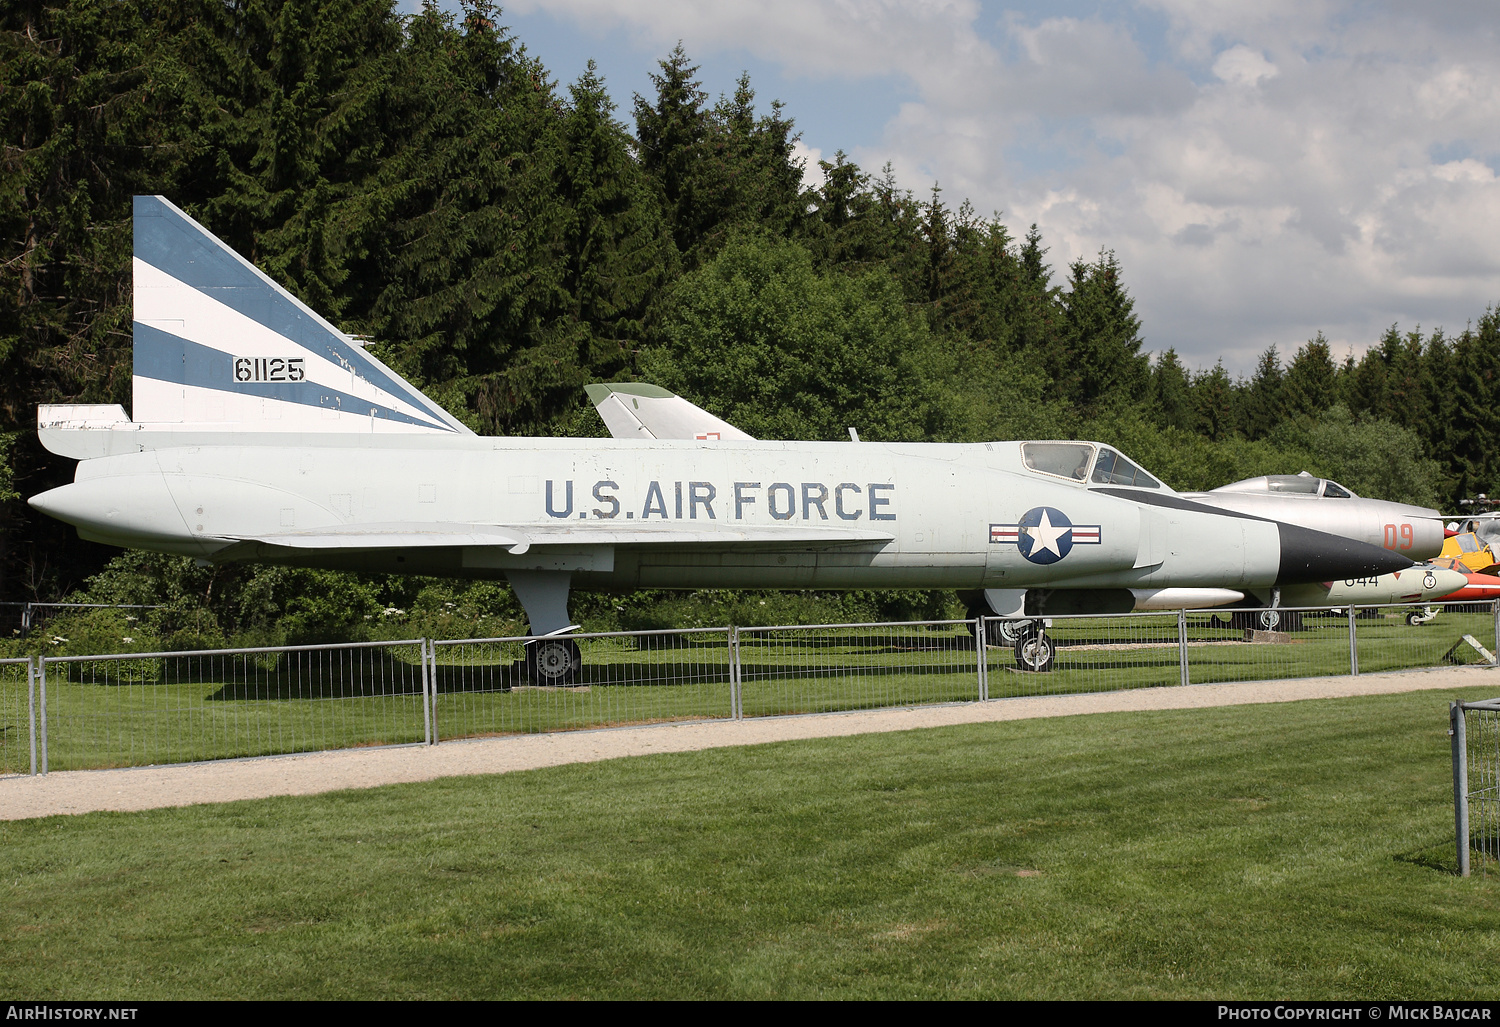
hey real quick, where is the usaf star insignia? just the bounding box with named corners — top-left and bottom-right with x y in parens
top-left (990, 506), bottom-right (1102, 565)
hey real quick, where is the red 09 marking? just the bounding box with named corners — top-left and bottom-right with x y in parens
top-left (1382, 523), bottom-right (1414, 550)
top-left (234, 357), bottom-right (305, 382)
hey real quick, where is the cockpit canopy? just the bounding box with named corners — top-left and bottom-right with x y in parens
top-left (1211, 472), bottom-right (1356, 499)
top-left (1019, 442), bottom-right (1162, 489)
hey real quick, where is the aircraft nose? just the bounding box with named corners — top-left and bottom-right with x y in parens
top-left (1275, 521), bottom-right (1413, 584)
top-left (1428, 566), bottom-right (1471, 599)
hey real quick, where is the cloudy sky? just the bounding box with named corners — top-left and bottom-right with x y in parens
top-left (414, 1), bottom-right (1500, 375)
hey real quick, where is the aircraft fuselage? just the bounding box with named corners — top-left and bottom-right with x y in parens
top-left (31, 432), bottom-right (1407, 597)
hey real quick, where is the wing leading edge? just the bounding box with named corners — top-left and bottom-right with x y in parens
top-left (210, 519), bottom-right (895, 562)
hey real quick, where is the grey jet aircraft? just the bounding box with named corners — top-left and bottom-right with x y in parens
top-left (586, 383), bottom-right (1449, 632)
top-left (28, 197), bottom-right (1414, 681)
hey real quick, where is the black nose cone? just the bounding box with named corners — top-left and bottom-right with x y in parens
top-left (1276, 522), bottom-right (1414, 584)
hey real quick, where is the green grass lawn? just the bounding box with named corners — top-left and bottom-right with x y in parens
top-left (2, 611), bottom-right (1493, 772)
top-left (3, 684), bottom-right (1500, 999)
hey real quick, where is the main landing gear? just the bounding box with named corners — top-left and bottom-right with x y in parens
top-left (525, 636), bottom-right (582, 685)
top-left (507, 569), bottom-right (583, 686)
top-left (967, 605), bottom-right (1024, 648)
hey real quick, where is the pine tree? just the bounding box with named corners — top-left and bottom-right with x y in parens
top-left (1240, 346), bottom-right (1284, 440)
top-left (1019, 224), bottom-right (1049, 290)
top-left (0, 0), bottom-right (184, 417)
top-left (1417, 327), bottom-right (1453, 469)
top-left (0, 0), bottom-right (196, 599)
top-left (1191, 362), bottom-right (1236, 441)
top-left (917, 185), bottom-right (960, 317)
top-left (1282, 333), bottom-right (1340, 417)
top-left (555, 61), bottom-right (674, 374)
top-left (802, 151), bottom-right (881, 267)
top-left (1346, 326), bottom-right (1397, 421)
top-left (633, 43), bottom-right (709, 258)
top-left (1149, 349), bottom-right (1194, 430)
top-left (1056, 249), bottom-right (1147, 411)
top-left (1450, 310), bottom-right (1500, 502)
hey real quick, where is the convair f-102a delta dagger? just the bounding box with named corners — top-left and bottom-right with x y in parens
top-left (589, 383), bottom-right (1458, 634)
top-left (29, 196), bottom-right (1415, 681)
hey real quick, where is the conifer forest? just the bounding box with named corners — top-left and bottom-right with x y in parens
top-left (4, 0), bottom-right (1498, 648)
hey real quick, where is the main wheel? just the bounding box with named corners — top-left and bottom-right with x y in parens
top-left (994, 618), bottom-right (1022, 647)
top-left (526, 637), bottom-right (581, 685)
top-left (1406, 610), bottom-right (1424, 626)
top-left (1257, 609), bottom-right (1281, 630)
top-left (1014, 626), bottom-right (1056, 673)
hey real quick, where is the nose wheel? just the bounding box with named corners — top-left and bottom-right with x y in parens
top-left (526, 637), bottom-right (581, 685)
top-left (1013, 623), bottom-right (1056, 673)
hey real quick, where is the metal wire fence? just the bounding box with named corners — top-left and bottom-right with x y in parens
top-left (0, 658), bottom-right (35, 777)
top-left (1180, 606), bottom-right (1359, 685)
top-left (0, 601), bottom-right (165, 636)
top-left (1357, 602), bottom-right (1500, 674)
top-left (38, 640), bottom-right (429, 772)
top-left (735, 620), bottom-right (982, 717)
top-left (430, 627), bottom-right (734, 740)
top-left (1451, 698), bottom-right (1500, 877)
top-left (8, 601), bottom-right (1497, 775)
top-left (982, 612), bottom-right (1183, 697)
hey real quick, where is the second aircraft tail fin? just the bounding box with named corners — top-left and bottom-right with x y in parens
top-left (585, 383), bottom-right (755, 441)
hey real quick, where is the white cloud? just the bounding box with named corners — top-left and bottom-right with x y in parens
top-left (791, 140), bottom-right (825, 191)
top-left (496, 1), bottom-right (1500, 371)
top-left (1212, 46), bottom-right (1278, 87)
top-left (502, 0), bottom-right (992, 85)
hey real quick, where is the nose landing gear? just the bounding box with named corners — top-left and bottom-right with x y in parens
top-left (1013, 623), bottom-right (1056, 673)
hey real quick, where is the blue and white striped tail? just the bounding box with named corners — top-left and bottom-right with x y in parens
top-left (131, 195), bottom-right (471, 435)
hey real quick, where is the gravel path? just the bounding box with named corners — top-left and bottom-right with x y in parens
top-left (3, 665), bottom-right (1494, 821)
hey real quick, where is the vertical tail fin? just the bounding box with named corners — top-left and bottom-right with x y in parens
top-left (131, 195), bottom-right (471, 435)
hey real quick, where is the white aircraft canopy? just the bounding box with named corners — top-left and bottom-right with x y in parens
top-left (1019, 442), bottom-right (1162, 489)
top-left (1089, 447), bottom-right (1162, 489)
top-left (1213, 472), bottom-right (1357, 499)
top-left (1020, 442), bottom-right (1094, 481)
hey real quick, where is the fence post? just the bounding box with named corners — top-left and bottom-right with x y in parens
top-left (976, 617), bottom-right (988, 701)
top-left (429, 635), bottom-right (438, 740)
top-left (38, 657), bottom-right (47, 776)
top-left (1493, 601), bottom-right (1499, 666)
top-left (1177, 609), bottom-right (1189, 687)
top-left (729, 627), bottom-right (742, 720)
top-left (421, 639), bottom-right (433, 746)
top-left (1348, 606), bottom-right (1359, 676)
top-left (1453, 701), bottom-right (1470, 877)
top-left (27, 656), bottom-right (37, 776)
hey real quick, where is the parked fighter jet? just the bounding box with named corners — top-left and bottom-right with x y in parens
top-left (586, 384), bottom-right (1446, 631)
top-left (1185, 473), bottom-right (1443, 560)
top-left (1222, 563), bottom-right (1468, 631)
top-left (28, 197), bottom-right (1414, 682)
top-left (1415, 558), bottom-right (1500, 605)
